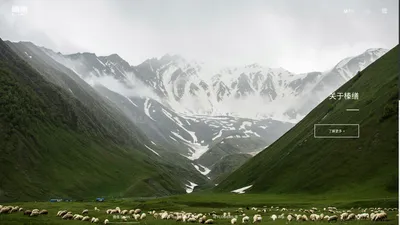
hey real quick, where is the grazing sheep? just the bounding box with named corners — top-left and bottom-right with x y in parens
top-left (30, 210), bottom-right (40, 217)
top-left (122, 216), bottom-right (128, 221)
top-left (58, 210), bottom-right (68, 217)
top-left (242, 216), bottom-right (250, 223)
top-left (133, 214), bottom-right (141, 220)
top-left (328, 215), bottom-right (338, 222)
top-left (356, 213), bottom-right (369, 220)
top-left (310, 214), bottom-right (318, 221)
top-left (82, 209), bottom-right (89, 214)
top-left (270, 214), bottom-right (277, 221)
top-left (0, 206), bottom-right (11, 214)
top-left (370, 213), bottom-right (376, 220)
top-left (161, 212), bottom-right (168, 219)
top-left (346, 213), bottom-right (355, 220)
top-left (94, 207), bottom-right (100, 212)
top-left (299, 215), bottom-right (308, 221)
top-left (62, 213), bottom-right (73, 220)
top-left (23, 210), bottom-right (32, 215)
top-left (121, 209), bottom-right (128, 215)
top-left (253, 214), bottom-right (262, 223)
top-left (372, 212), bottom-right (387, 221)
top-left (82, 216), bottom-right (90, 221)
top-left (134, 209), bottom-right (141, 214)
top-left (231, 217), bottom-right (237, 224)
top-left (205, 219), bottom-right (214, 224)
top-left (9, 207), bottom-right (18, 213)
top-left (140, 212), bottom-right (146, 220)
top-left (340, 212), bottom-right (348, 220)
top-left (287, 214), bottom-right (293, 222)
top-left (104, 219), bottom-right (109, 224)
top-left (39, 209), bottom-right (48, 215)
top-left (74, 214), bottom-right (84, 220)
top-left (188, 217), bottom-right (197, 223)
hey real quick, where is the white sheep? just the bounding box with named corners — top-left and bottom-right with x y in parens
top-left (300, 215), bottom-right (308, 221)
top-left (205, 219), bottom-right (214, 224)
top-left (62, 213), bottom-right (73, 220)
top-left (356, 213), bottom-right (369, 220)
top-left (372, 212), bottom-right (387, 221)
top-left (121, 216), bottom-right (128, 221)
top-left (253, 214), bottom-right (262, 223)
top-left (82, 209), bottom-right (89, 214)
top-left (188, 217), bottom-right (197, 222)
top-left (104, 219), bottom-right (109, 224)
top-left (0, 207), bottom-right (11, 214)
top-left (94, 207), bottom-right (100, 212)
top-left (309, 214), bottom-right (318, 221)
top-left (140, 212), bottom-right (146, 220)
top-left (30, 210), bottom-right (40, 217)
top-left (133, 214), bottom-right (140, 220)
top-left (346, 213), bottom-right (355, 220)
top-left (74, 215), bottom-right (84, 220)
top-left (242, 216), bottom-right (250, 223)
top-left (328, 215), bottom-right (338, 222)
top-left (231, 217), bottom-right (237, 224)
top-left (270, 214), bottom-right (277, 221)
top-left (340, 212), bottom-right (348, 220)
top-left (287, 214), bottom-right (293, 222)
top-left (39, 209), bottom-right (48, 215)
top-left (134, 208), bottom-right (141, 214)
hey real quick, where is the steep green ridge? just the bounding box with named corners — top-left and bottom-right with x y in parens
top-left (196, 137), bottom-right (265, 168)
top-left (216, 45), bottom-right (399, 198)
top-left (0, 38), bottom-right (195, 202)
top-left (6, 42), bottom-right (209, 188)
top-left (209, 153), bottom-right (252, 183)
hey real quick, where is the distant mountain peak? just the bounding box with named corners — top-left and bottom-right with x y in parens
top-left (160, 53), bottom-right (185, 62)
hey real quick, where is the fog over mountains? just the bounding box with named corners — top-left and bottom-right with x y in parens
top-left (33, 45), bottom-right (385, 161)
top-left (12, 41), bottom-right (386, 166)
top-left (46, 47), bottom-right (387, 121)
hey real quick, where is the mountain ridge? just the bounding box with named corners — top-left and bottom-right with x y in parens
top-left (39, 42), bottom-right (388, 122)
top-left (214, 45), bottom-right (398, 197)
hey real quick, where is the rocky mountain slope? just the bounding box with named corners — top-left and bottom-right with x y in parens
top-left (215, 45), bottom-right (398, 198)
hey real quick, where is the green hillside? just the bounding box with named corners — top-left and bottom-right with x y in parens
top-left (209, 153), bottom-right (252, 183)
top-left (215, 45), bottom-right (399, 198)
top-left (196, 137), bottom-right (265, 168)
top-left (0, 38), bottom-right (203, 202)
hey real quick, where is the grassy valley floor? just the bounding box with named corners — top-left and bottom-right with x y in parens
top-left (0, 193), bottom-right (398, 224)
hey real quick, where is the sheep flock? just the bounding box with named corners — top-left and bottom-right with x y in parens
top-left (0, 204), bottom-right (397, 224)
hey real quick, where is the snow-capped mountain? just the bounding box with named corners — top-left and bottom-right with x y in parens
top-left (41, 46), bottom-right (387, 170)
top-left (46, 48), bottom-right (386, 122)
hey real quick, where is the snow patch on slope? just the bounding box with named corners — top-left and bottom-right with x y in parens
top-left (185, 181), bottom-right (198, 193)
top-left (231, 185), bottom-right (253, 194)
top-left (144, 144), bottom-right (160, 156)
top-left (144, 98), bottom-right (156, 121)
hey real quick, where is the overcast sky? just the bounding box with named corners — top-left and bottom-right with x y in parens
top-left (0, 0), bottom-right (398, 73)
